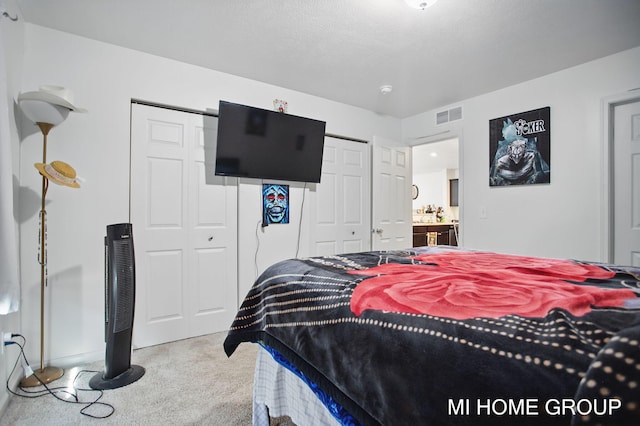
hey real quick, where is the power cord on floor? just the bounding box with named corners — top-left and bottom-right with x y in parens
top-left (4, 333), bottom-right (115, 419)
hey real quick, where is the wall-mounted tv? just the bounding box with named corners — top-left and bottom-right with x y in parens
top-left (215, 101), bottom-right (326, 183)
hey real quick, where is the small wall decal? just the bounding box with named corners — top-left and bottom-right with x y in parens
top-left (273, 99), bottom-right (288, 113)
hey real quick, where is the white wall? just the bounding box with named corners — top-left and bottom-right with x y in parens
top-left (402, 46), bottom-right (640, 261)
top-left (17, 24), bottom-right (400, 367)
top-left (413, 170), bottom-right (445, 207)
top-left (237, 179), bottom-right (315, 301)
top-left (0, 0), bottom-right (24, 412)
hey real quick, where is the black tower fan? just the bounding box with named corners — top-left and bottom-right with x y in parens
top-left (90, 223), bottom-right (145, 390)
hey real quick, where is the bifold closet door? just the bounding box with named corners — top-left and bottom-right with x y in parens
top-left (130, 104), bottom-right (238, 348)
top-left (311, 137), bottom-right (371, 256)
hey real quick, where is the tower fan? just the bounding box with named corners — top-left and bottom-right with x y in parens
top-left (90, 223), bottom-right (145, 390)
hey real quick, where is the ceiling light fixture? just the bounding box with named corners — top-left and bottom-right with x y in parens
top-left (404, 0), bottom-right (438, 10)
top-left (379, 85), bottom-right (393, 95)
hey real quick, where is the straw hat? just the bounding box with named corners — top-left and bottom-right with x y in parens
top-left (34, 161), bottom-right (80, 188)
top-left (18, 86), bottom-right (87, 113)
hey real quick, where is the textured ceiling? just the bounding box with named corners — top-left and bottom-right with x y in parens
top-left (15, 0), bottom-right (640, 118)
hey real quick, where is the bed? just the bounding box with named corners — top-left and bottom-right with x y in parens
top-left (223, 247), bottom-right (640, 425)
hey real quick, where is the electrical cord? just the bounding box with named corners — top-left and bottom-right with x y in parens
top-left (4, 334), bottom-right (115, 419)
top-left (254, 218), bottom-right (262, 279)
top-left (295, 182), bottom-right (307, 258)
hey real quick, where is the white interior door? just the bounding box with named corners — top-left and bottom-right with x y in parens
top-left (614, 99), bottom-right (640, 266)
top-left (130, 104), bottom-right (237, 348)
top-left (311, 137), bottom-right (371, 255)
top-left (371, 138), bottom-right (412, 251)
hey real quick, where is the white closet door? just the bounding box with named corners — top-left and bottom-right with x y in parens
top-left (312, 137), bottom-right (371, 256)
top-left (130, 104), bottom-right (237, 348)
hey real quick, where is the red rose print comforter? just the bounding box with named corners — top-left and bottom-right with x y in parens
top-left (224, 247), bottom-right (640, 425)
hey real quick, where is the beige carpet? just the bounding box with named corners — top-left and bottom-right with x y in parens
top-left (0, 332), bottom-right (258, 425)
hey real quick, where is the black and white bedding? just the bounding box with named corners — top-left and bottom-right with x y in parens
top-left (224, 247), bottom-right (640, 425)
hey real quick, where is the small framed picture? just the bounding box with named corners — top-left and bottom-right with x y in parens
top-left (262, 184), bottom-right (289, 225)
top-left (489, 107), bottom-right (550, 186)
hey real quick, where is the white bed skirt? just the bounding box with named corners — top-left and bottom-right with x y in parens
top-left (253, 346), bottom-right (341, 426)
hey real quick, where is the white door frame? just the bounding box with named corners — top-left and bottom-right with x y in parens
top-left (601, 90), bottom-right (640, 263)
top-left (408, 131), bottom-right (465, 246)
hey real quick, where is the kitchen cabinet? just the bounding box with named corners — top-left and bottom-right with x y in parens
top-left (413, 224), bottom-right (458, 247)
top-left (413, 226), bottom-right (428, 247)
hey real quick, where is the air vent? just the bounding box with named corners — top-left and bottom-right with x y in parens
top-left (436, 110), bottom-right (449, 125)
top-left (436, 106), bottom-right (463, 125)
top-left (449, 106), bottom-right (463, 121)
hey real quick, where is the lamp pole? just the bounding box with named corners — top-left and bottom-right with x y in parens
top-left (20, 122), bottom-right (64, 387)
top-left (17, 86), bottom-right (86, 387)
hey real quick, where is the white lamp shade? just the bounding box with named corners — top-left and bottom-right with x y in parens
top-left (404, 0), bottom-right (438, 9)
top-left (19, 99), bottom-right (70, 126)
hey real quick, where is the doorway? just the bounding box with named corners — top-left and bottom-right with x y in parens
top-left (411, 138), bottom-right (460, 245)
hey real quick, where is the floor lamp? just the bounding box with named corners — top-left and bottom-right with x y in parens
top-left (18, 86), bottom-right (86, 387)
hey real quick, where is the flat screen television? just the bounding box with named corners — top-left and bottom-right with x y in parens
top-left (215, 101), bottom-right (326, 183)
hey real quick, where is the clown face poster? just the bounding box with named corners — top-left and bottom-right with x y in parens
top-left (489, 107), bottom-right (550, 186)
top-left (262, 184), bottom-right (289, 225)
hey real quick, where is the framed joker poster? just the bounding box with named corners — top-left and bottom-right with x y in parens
top-left (489, 107), bottom-right (550, 186)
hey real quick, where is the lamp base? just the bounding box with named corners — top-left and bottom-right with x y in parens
top-left (20, 366), bottom-right (64, 388)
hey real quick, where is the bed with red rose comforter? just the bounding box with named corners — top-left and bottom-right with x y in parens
top-left (223, 247), bottom-right (640, 425)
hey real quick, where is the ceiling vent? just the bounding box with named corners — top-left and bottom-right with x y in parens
top-left (436, 106), bottom-right (463, 125)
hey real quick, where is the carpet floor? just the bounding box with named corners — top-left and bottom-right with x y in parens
top-left (0, 331), bottom-right (259, 425)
